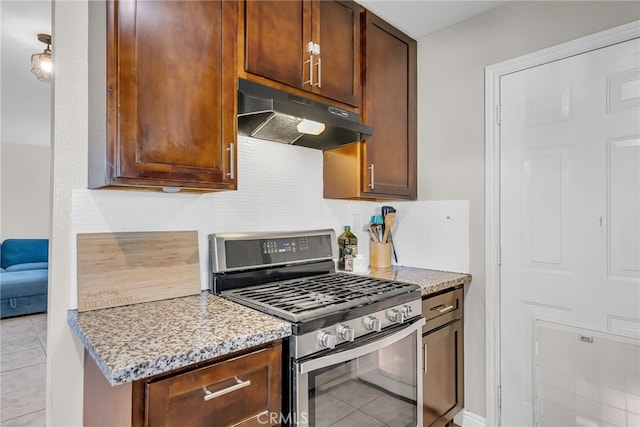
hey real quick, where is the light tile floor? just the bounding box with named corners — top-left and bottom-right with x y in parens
top-left (315, 379), bottom-right (416, 427)
top-left (0, 314), bottom-right (46, 427)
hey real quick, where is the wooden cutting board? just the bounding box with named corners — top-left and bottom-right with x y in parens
top-left (77, 231), bottom-right (201, 312)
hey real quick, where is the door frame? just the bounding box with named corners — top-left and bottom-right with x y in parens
top-left (484, 20), bottom-right (639, 427)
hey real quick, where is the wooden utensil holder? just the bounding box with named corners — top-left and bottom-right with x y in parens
top-left (370, 241), bottom-right (392, 268)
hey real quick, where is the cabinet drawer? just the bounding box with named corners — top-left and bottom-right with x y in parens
top-left (422, 288), bottom-right (463, 332)
top-left (145, 344), bottom-right (281, 427)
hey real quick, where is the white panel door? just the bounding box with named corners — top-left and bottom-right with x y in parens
top-left (500, 38), bottom-right (640, 426)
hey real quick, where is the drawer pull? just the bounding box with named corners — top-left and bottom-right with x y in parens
top-left (203, 377), bottom-right (251, 401)
top-left (431, 304), bottom-right (455, 314)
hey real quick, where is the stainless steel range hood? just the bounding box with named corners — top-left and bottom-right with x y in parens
top-left (237, 78), bottom-right (373, 150)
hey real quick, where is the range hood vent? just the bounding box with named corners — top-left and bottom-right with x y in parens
top-left (237, 79), bottom-right (373, 150)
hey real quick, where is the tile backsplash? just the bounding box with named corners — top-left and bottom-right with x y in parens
top-left (70, 136), bottom-right (469, 307)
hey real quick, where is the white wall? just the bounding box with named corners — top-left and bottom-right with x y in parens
top-left (417, 1), bottom-right (640, 419)
top-left (47, 1), bottom-right (88, 425)
top-left (0, 143), bottom-right (51, 240)
top-left (0, 0), bottom-right (52, 241)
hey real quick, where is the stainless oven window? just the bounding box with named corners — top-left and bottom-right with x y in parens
top-left (295, 320), bottom-right (423, 427)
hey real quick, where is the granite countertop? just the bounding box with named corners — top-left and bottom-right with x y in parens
top-left (364, 266), bottom-right (471, 296)
top-left (69, 268), bottom-right (468, 386)
top-left (68, 292), bottom-right (292, 386)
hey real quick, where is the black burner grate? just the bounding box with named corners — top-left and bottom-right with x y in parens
top-left (222, 273), bottom-right (419, 322)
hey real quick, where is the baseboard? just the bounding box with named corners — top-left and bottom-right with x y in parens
top-left (453, 409), bottom-right (486, 427)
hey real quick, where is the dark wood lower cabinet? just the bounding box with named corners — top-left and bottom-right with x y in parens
top-left (84, 340), bottom-right (282, 427)
top-left (422, 288), bottom-right (464, 427)
top-left (146, 345), bottom-right (281, 427)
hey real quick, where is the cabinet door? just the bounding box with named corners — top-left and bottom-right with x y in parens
top-left (244, 1), bottom-right (360, 107)
top-left (245, 0), bottom-right (309, 90)
top-left (422, 320), bottom-right (464, 427)
top-left (362, 12), bottom-right (416, 199)
top-left (146, 345), bottom-right (282, 427)
top-left (109, 0), bottom-right (236, 190)
top-left (311, 0), bottom-right (361, 107)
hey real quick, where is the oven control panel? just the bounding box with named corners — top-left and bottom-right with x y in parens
top-left (210, 229), bottom-right (336, 272)
top-left (262, 237), bottom-right (309, 255)
top-left (291, 299), bottom-right (423, 359)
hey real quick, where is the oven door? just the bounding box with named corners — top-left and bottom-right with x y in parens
top-left (294, 317), bottom-right (425, 427)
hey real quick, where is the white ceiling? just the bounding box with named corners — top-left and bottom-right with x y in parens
top-left (0, 0), bottom-right (503, 147)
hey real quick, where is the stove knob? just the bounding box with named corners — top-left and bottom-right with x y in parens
top-left (318, 331), bottom-right (336, 349)
top-left (337, 325), bottom-right (355, 342)
top-left (387, 309), bottom-right (406, 324)
top-left (363, 316), bottom-right (382, 332)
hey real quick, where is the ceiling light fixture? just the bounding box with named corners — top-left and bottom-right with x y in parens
top-left (30, 33), bottom-right (52, 82)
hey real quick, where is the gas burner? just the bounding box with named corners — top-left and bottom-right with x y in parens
top-left (221, 273), bottom-right (419, 324)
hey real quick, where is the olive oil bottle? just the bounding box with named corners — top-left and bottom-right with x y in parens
top-left (337, 226), bottom-right (358, 270)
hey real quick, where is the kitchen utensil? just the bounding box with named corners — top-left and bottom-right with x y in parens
top-left (380, 206), bottom-right (398, 260)
top-left (368, 225), bottom-right (379, 242)
top-left (389, 232), bottom-right (399, 263)
top-left (381, 206), bottom-right (396, 218)
top-left (382, 212), bottom-right (395, 243)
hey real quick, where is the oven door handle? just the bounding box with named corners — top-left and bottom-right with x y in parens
top-left (297, 317), bottom-right (425, 374)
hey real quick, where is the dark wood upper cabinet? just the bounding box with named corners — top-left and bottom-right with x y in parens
top-left (244, 1), bottom-right (306, 91)
top-left (311, 0), bottom-right (362, 106)
top-left (323, 12), bottom-right (416, 200)
top-left (89, 0), bottom-right (238, 191)
top-left (243, 0), bottom-right (362, 107)
top-left (362, 12), bottom-right (417, 198)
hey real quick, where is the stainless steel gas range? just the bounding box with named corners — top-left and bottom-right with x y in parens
top-left (209, 229), bottom-right (425, 427)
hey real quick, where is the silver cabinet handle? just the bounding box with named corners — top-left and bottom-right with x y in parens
top-left (304, 55), bottom-right (314, 87)
top-left (431, 304), bottom-right (455, 314)
top-left (423, 343), bottom-right (428, 373)
top-left (226, 143), bottom-right (235, 180)
top-left (368, 164), bottom-right (375, 189)
top-left (304, 41), bottom-right (315, 87)
top-left (315, 56), bottom-right (321, 88)
top-left (203, 376), bottom-right (251, 401)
